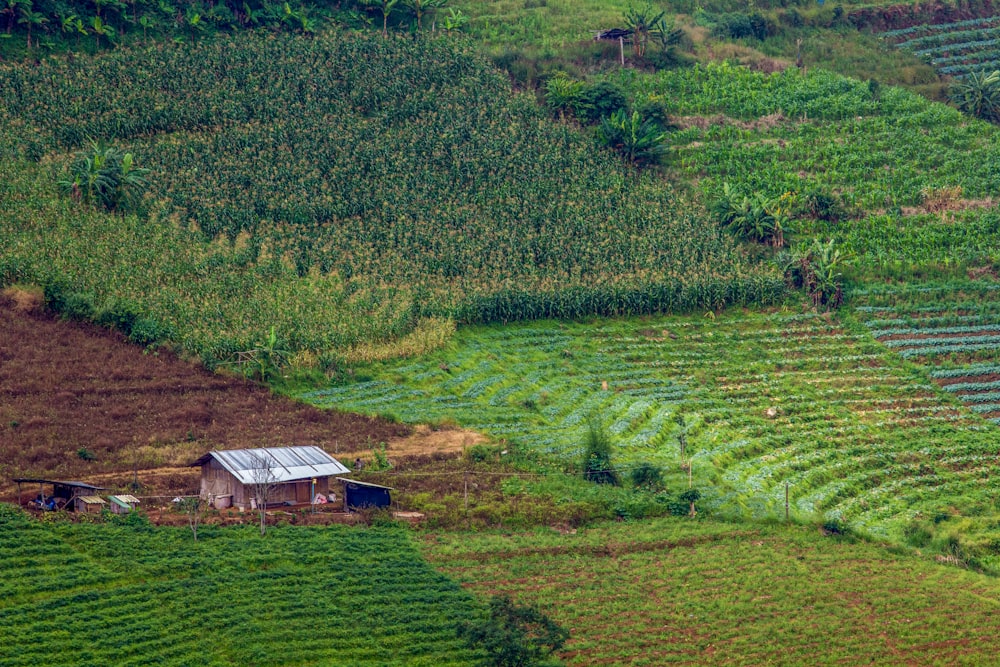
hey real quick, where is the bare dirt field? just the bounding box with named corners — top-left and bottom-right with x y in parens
top-left (0, 289), bottom-right (481, 499)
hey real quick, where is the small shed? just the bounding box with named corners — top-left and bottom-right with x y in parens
top-left (108, 495), bottom-right (140, 515)
top-left (338, 478), bottom-right (393, 510)
top-left (189, 446), bottom-right (350, 511)
top-left (74, 496), bottom-right (106, 513)
top-left (13, 478), bottom-right (107, 511)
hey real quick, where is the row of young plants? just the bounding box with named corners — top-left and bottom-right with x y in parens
top-left (305, 305), bottom-right (1000, 565)
top-left (0, 505), bottom-right (490, 666)
top-left (0, 32), bottom-right (783, 364)
top-left (855, 281), bottom-right (1000, 426)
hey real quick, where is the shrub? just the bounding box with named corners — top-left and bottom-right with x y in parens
top-left (575, 81), bottom-right (627, 124)
top-left (630, 462), bottom-right (665, 491)
top-left (458, 595), bottom-right (568, 667)
top-left (583, 416), bottom-right (619, 485)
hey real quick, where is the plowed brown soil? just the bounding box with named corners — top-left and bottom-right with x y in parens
top-left (0, 289), bottom-right (478, 498)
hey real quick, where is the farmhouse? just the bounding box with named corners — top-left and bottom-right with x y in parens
top-left (190, 446), bottom-right (350, 511)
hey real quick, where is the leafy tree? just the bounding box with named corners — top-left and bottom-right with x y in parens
top-left (458, 595), bottom-right (568, 667)
top-left (58, 140), bottom-right (150, 212)
top-left (362, 0), bottom-right (399, 37)
top-left (583, 415), bottom-right (619, 485)
top-left (596, 109), bottom-right (669, 166)
top-left (630, 462), bottom-right (664, 491)
top-left (401, 0), bottom-right (445, 32)
top-left (623, 4), bottom-right (681, 57)
top-left (949, 69), bottom-right (1000, 123)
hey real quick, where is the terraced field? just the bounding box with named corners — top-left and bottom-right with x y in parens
top-left (855, 280), bottom-right (1000, 423)
top-left (302, 306), bottom-right (1000, 545)
top-left (881, 16), bottom-right (1000, 78)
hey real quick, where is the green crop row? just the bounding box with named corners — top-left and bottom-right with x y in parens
top-left (0, 506), bottom-right (483, 667)
top-left (425, 516), bottom-right (1000, 665)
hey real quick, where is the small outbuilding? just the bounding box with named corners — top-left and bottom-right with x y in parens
top-left (190, 446), bottom-right (350, 511)
top-left (13, 478), bottom-right (107, 511)
top-left (108, 495), bottom-right (141, 515)
top-left (338, 478), bottom-right (393, 510)
top-left (74, 496), bottom-right (106, 514)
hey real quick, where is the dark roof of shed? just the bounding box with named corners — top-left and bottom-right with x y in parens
top-left (12, 479), bottom-right (106, 490)
top-left (337, 478), bottom-right (394, 490)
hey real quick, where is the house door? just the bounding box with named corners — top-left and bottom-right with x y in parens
top-left (295, 482), bottom-right (310, 503)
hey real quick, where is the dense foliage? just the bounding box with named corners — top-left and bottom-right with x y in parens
top-left (0, 505), bottom-right (483, 666)
top-left (0, 32), bottom-right (781, 363)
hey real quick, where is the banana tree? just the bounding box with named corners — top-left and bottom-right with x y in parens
top-left (363, 0), bottom-right (398, 37)
top-left (949, 69), bottom-right (1000, 123)
top-left (623, 4), bottom-right (679, 57)
top-left (16, 4), bottom-right (46, 48)
top-left (597, 109), bottom-right (669, 166)
top-left (402, 0), bottom-right (446, 32)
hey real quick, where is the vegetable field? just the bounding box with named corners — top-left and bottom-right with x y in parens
top-left (606, 63), bottom-right (1000, 275)
top-left (302, 305), bottom-right (1000, 553)
top-left (855, 280), bottom-right (1000, 424)
top-left (880, 16), bottom-right (1000, 78)
top-left (0, 33), bottom-right (781, 362)
top-left (426, 516), bottom-right (1000, 665)
top-left (0, 505), bottom-right (481, 667)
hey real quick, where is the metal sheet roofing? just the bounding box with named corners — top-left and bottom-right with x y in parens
top-left (77, 496), bottom-right (105, 504)
top-left (109, 495), bottom-right (140, 507)
top-left (193, 446), bottom-right (350, 485)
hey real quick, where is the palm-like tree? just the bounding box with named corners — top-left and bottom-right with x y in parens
top-left (597, 109), bottom-right (668, 166)
top-left (623, 4), bottom-right (679, 57)
top-left (16, 4), bottom-right (46, 48)
top-left (363, 0), bottom-right (399, 37)
top-left (949, 70), bottom-right (1000, 123)
top-left (58, 141), bottom-right (149, 212)
top-left (402, 0), bottom-right (446, 32)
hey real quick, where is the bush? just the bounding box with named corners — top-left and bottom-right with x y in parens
top-left (712, 12), bottom-right (775, 40)
top-left (458, 595), bottom-right (568, 667)
top-left (575, 81), bottom-right (627, 125)
top-left (630, 462), bottom-right (665, 491)
top-left (583, 416), bottom-right (619, 485)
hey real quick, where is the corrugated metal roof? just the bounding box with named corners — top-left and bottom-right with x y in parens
top-left (199, 446), bottom-right (350, 485)
top-left (109, 495), bottom-right (140, 507)
top-left (77, 496), bottom-right (105, 504)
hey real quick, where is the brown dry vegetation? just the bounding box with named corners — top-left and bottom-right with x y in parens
top-left (0, 290), bottom-right (420, 493)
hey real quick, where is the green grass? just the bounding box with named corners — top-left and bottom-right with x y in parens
top-left (0, 505), bottom-right (482, 667)
top-left (424, 515), bottom-right (1000, 665)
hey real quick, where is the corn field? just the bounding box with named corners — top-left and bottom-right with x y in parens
top-left (0, 32), bottom-right (782, 363)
